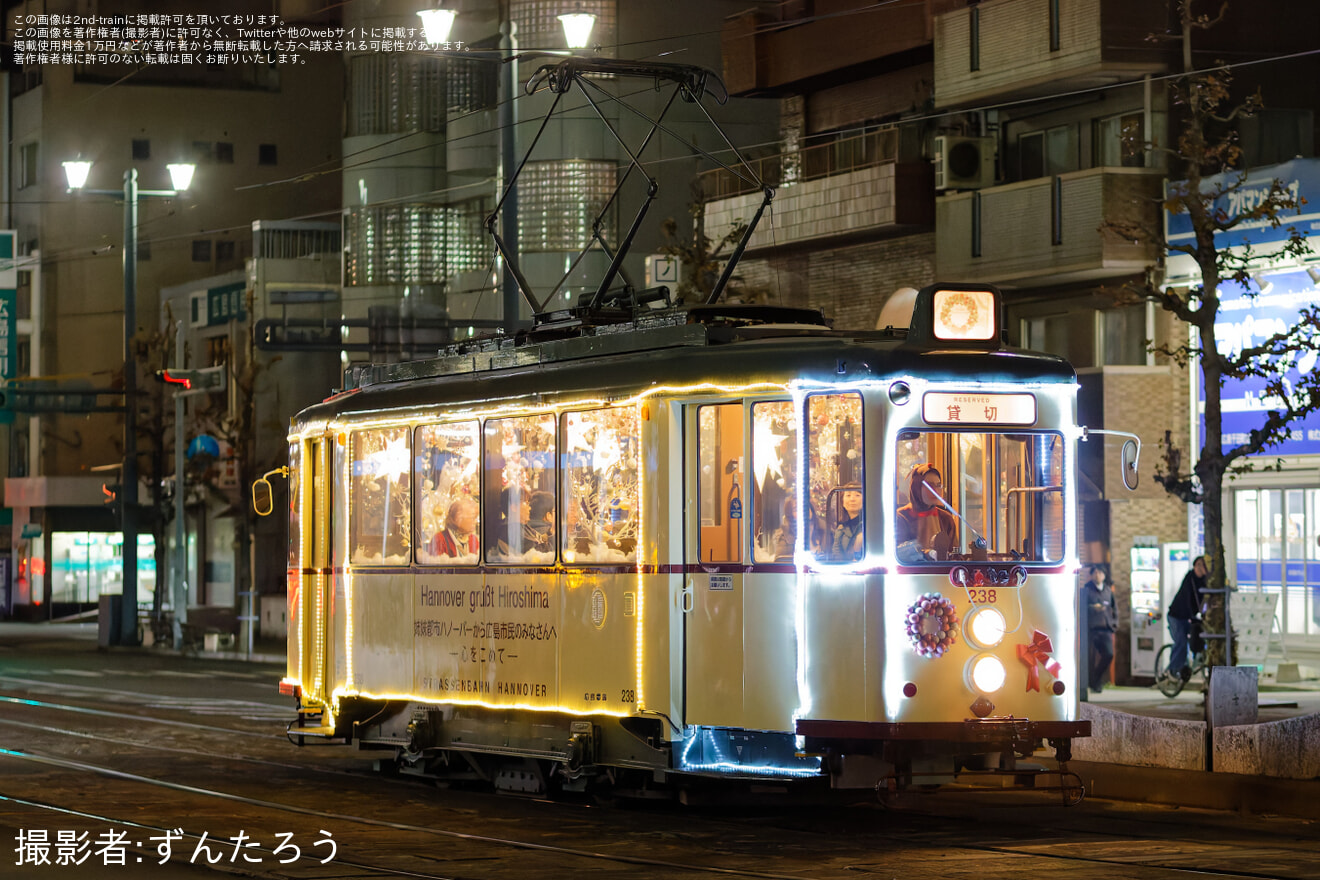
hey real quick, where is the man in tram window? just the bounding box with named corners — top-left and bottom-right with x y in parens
top-left (896, 463), bottom-right (958, 562)
top-left (430, 497), bottom-right (479, 558)
top-left (772, 498), bottom-right (797, 560)
top-left (831, 485), bottom-right (865, 561)
top-left (495, 486), bottom-right (530, 556)
top-left (522, 491), bottom-right (555, 554)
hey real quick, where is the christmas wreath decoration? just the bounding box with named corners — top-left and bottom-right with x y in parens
top-left (938, 291), bottom-right (979, 334)
top-left (905, 592), bottom-right (960, 658)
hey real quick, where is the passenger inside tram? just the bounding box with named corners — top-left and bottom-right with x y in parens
top-left (895, 463), bottom-right (958, 562)
top-left (429, 497), bottom-right (479, 559)
top-left (831, 486), bottom-right (866, 561)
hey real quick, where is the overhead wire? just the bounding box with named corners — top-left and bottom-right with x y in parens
top-left (11, 3), bottom-right (1318, 272)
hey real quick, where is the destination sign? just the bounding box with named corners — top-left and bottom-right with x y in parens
top-left (922, 392), bottom-right (1036, 426)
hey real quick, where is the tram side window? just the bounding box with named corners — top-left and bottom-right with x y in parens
top-left (895, 430), bottom-right (1064, 563)
top-left (415, 422), bottom-right (480, 565)
top-left (288, 442), bottom-right (300, 568)
top-left (562, 406), bottom-right (639, 564)
top-left (699, 403), bottom-right (745, 563)
top-left (484, 414), bottom-right (556, 564)
top-left (349, 427), bottom-right (411, 565)
top-left (752, 400), bottom-right (797, 562)
top-left (807, 393), bottom-right (865, 562)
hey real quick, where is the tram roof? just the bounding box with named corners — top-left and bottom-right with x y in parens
top-left (297, 306), bottom-right (1075, 424)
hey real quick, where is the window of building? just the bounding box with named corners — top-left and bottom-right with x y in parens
top-left (969, 5), bottom-right (980, 71)
top-left (192, 141), bottom-right (213, 163)
top-left (1095, 112), bottom-right (1145, 167)
top-left (192, 240), bottom-right (212, 262)
top-left (349, 427), bottom-right (411, 565)
top-left (414, 422), bottom-right (481, 565)
top-left (1238, 109), bottom-right (1315, 167)
top-left (752, 400), bottom-right (797, 563)
top-left (1049, 0), bottom-right (1060, 51)
top-left (138, 239), bottom-right (151, 261)
top-left (215, 141), bottom-right (234, 163)
top-left (562, 406), bottom-right (638, 564)
top-left (807, 393), bottom-right (864, 563)
top-left (484, 414), bottom-right (555, 564)
top-left (698, 403), bottom-right (745, 564)
top-left (1019, 124), bottom-right (1079, 179)
top-left (1022, 311), bottom-right (1094, 366)
top-left (258, 143), bottom-right (277, 165)
top-left (18, 142), bottom-right (38, 189)
top-left (132, 139), bottom-right (150, 160)
top-left (1099, 305), bottom-right (1148, 366)
top-left (216, 240), bottom-right (236, 262)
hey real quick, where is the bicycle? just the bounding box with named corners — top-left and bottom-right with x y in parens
top-left (1152, 624), bottom-right (1208, 697)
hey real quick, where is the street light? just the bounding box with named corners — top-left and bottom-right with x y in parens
top-left (557, 9), bottom-right (596, 49)
top-left (416, 7), bottom-right (456, 44)
top-left (63, 159), bottom-right (194, 646)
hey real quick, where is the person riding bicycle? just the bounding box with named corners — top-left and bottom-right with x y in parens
top-left (1163, 555), bottom-right (1207, 683)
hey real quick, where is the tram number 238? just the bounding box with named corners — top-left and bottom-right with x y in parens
top-left (967, 589), bottom-right (998, 604)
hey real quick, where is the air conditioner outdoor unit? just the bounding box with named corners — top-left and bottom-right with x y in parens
top-left (934, 135), bottom-right (997, 191)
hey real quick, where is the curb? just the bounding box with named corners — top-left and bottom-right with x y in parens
top-left (1061, 759), bottom-right (1320, 819)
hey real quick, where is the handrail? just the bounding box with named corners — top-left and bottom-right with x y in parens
top-left (699, 128), bottom-right (899, 200)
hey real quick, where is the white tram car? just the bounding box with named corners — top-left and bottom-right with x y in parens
top-left (276, 283), bottom-right (1120, 796)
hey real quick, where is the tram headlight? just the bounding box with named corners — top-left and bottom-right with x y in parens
top-left (966, 607), bottom-right (1006, 648)
top-left (969, 654), bottom-right (1006, 694)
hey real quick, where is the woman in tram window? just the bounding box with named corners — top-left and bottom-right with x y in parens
top-left (895, 463), bottom-right (958, 562)
top-left (430, 497), bottom-right (479, 559)
top-left (831, 485), bottom-right (865, 561)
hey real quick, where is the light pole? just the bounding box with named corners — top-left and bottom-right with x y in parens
top-left (63, 160), bottom-right (194, 646)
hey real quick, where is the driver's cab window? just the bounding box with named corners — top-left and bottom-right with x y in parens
top-left (895, 430), bottom-right (1064, 563)
top-left (806, 393), bottom-right (865, 563)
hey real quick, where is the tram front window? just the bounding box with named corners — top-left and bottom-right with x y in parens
top-left (895, 430), bottom-right (1064, 564)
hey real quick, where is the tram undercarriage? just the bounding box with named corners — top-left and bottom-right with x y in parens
top-left (289, 697), bottom-right (1086, 802)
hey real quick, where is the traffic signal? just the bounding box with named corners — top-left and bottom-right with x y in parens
top-left (156, 365), bottom-right (227, 394)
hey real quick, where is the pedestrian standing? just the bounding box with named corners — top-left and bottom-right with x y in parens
top-left (1082, 564), bottom-right (1117, 693)
top-left (1164, 555), bottom-right (1207, 681)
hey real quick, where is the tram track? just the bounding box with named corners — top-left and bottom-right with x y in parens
top-left (3, 732), bottom-right (1317, 880)
top-left (3, 692), bottom-right (1316, 878)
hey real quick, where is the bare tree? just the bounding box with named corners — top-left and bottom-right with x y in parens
top-left (1110, 1), bottom-right (1319, 664)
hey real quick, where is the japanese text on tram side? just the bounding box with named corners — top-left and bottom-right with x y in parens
top-left (14, 828), bottom-right (336, 867)
top-left (414, 619), bottom-right (558, 641)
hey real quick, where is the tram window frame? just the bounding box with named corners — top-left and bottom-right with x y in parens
top-left (894, 429), bottom-right (1065, 564)
top-left (561, 405), bottom-right (640, 566)
top-left (751, 400), bottom-right (797, 563)
top-left (287, 441), bottom-right (301, 569)
top-left (805, 392), bottom-right (866, 564)
top-left (697, 402), bottom-right (747, 564)
top-left (348, 426), bottom-right (412, 566)
top-left (483, 413), bottom-right (557, 565)
top-left (414, 421), bottom-right (481, 566)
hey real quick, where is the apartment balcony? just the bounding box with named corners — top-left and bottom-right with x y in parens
top-left (722, 3), bottom-right (931, 96)
top-left (934, 0), bottom-right (1171, 109)
top-left (701, 130), bottom-right (934, 254)
top-left (935, 167), bottom-right (1162, 286)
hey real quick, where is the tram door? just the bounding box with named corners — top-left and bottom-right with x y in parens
top-left (299, 438), bottom-right (333, 703)
top-left (684, 402), bottom-right (746, 727)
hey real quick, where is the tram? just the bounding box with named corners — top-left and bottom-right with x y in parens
top-left (268, 282), bottom-right (1137, 797)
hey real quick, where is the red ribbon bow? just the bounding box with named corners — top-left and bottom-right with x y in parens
top-left (1016, 630), bottom-right (1063, 692)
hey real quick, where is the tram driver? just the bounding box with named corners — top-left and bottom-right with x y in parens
top-left (896, 463), bottom-right (958, 562)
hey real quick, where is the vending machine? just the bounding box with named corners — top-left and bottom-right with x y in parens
top-left (1129, 538), bottom-right (1163, 676)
